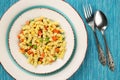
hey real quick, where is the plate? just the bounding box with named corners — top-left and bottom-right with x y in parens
top-left (0, 0), bottom-right (87, 80)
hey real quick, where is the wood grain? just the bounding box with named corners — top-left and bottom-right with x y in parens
top-left (0, 19), bottom-right (1, 64)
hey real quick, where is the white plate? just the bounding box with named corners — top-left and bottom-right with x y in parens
top-left (0, 0), bottom-right (87, 80)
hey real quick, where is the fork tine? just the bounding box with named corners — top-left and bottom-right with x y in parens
top-left (83, 5), bottom-right (88, 19)
top-left (86, 5), bottom-right (90, 18)
top-left (89, 4), bottom-right (92, 17)
top-left (83, 4), bottom-right (92, 19)
top-left (87, 4), bottom-right (92, 18)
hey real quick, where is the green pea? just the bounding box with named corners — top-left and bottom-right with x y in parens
top-left (33, 45), bottom-right (37, 49)
top-left (45, 37), bottom-right (49, 42)
top-left (28, 43), bottom-right (32, 46)
top-left (39, 38), bottom-right (43, 42)
top-left (54, 56), bottom-right (57, 61)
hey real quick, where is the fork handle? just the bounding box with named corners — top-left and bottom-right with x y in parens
top-left (94, 31), bottom-right (106, 65)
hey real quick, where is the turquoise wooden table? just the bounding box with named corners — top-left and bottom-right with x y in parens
top-left (0, 0), bottom-right (120, 80)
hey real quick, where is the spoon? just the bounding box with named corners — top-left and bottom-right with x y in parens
top-left (94, 11), bottom-right (115, 71)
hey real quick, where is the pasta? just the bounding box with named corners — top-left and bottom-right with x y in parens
top-left (17, 16), bottom-right (66, 66)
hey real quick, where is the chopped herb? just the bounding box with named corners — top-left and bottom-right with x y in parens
top-left (62, 37), bottom-right (65, 40)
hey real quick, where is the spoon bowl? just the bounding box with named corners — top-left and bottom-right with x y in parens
top-left (94, 11), bottom-right (107, 31)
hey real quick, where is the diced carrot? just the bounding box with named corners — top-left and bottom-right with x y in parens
top-left (38, 30), bottom-right (42, 36)
top-left (52, 29), bottom-right (60, 33)
top-left (27, 50), bottom-right (31, 54)
top-left (39, 58), bottom-right (43, 62)
top-left (17, 35), bottom-right (20, 39)
top-left (20, 39), bottom-right (24, 42)
top-left (55, 48), bottom-right (60, 53)
top-left (18, 42), bottom-right (20, 46)
top-left (41, 52), bottom-right (45, 58)
top-left (27, 50), bottom-right (33, 55)
top-left (50, 60), bottom-right (54, 63)
top-left (18, 30), bottom-right (24, 39)
top-left (20, 30), bottom-right (23, 34)
top-left (44, 26), bottom-right (48, 30)
top-left (26, 21), bottom-right (30, 25)
top-left (52, 36), bottom-right (58, 41)
top-left (20, 48), bottom-right (25, 53)
top-left (28, 47), bottom-right (32, 50)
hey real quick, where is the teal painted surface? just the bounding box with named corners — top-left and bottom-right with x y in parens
top-left (0, 0), bottom-right (120, 80)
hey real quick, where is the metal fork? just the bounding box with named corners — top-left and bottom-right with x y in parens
top-left (83, 4), bottom-right (106, 65)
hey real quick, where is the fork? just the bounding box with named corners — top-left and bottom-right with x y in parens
top-left (83, 4), bottom-right (106, 65)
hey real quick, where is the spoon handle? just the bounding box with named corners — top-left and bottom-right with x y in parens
top-left (102, 34), bottom-right (115, 71)
top-left (94, 31), bottom-right (106, 65)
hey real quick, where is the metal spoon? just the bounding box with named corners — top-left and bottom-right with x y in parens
top-left (94, 11), bottom-right (115, 71)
